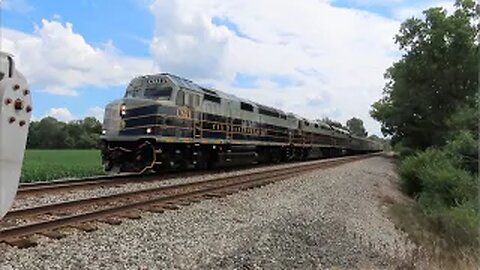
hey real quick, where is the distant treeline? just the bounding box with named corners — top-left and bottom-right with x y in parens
top-left (26, 115), bottom-right (388, 150)
top-left (27, 117), bottom-right (102, 149)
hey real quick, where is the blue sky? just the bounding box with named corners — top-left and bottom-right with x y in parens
top-left (2, 0), bottom-right (153, 56)
top-left (1, 0), bottom-right (155, 119)
top-left (0, 0), bottom-right (454, 134)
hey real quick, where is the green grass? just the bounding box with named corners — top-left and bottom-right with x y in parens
top-left (21, 150), bottom-right (105, 183)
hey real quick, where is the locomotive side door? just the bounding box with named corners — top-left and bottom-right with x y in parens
top-left (184, 91), bottom-right (202, 140)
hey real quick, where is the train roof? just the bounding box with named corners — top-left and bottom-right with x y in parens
top-left (160, 73), bottom-right (289, 116)
top-left (132, 73), bottom-right (364, 131)
top-left (331, 126), bottom-right (350, 135)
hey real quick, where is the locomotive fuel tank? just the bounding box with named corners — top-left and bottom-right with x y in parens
top-left (0, 52), bottom-right (32, 219)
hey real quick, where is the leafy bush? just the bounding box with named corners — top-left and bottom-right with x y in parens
top-left (446, 131), bottom-right (479, 173)
top-left (399, 145), bottom-right (479, 248)
top-left (399, 149), bottom-right (449, 196)
top-left (393, 142), bottom-right (415, 158)
top-left (428, 203), bottom-right (480, 247)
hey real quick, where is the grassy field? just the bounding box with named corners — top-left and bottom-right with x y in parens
top-left (21, 150), bottom-right (105, 183)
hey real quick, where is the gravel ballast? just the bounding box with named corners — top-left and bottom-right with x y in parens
top-left (0, 156), bottom-right (413, 269)
top-left (12, 157), bottom-right (356, 211)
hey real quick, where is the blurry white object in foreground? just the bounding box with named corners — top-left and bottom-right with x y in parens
top-left (0, 52), bottom-right (31, 219)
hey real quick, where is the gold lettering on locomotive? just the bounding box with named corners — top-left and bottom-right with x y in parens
top-left (176, 107), bottom-right (192, 119)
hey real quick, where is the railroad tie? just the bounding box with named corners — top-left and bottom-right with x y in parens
top-left (3, 237), bottom-right (37, 249)
top-left (118, 212), bottom-right (142, 220)
top-left (188, 197), bottom-right (203, 203)
top-left (177, 200), bottom-right (191, 206)
top-left (40, 230), bottom-right (66, 240)
top-left (162, 203), bottom-right (179, 210)
top-left (145, 205), bottom-right (165, 214)
top-left (70, 222), bottom-right (98, 232)
top-left (202, 193), bottom-right (223, 199)
top-left (98, 217), bottom-right (123, 225)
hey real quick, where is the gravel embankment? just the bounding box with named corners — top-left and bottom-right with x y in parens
top-left (1, 156), bottom-right (413, 269)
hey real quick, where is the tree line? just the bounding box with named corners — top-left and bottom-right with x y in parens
top-left (26, 115), bottom-right (382, 149)
top-left (370, 0), bottom-right (478, 259)
top-left (27, 117), bottom-right (103, 149)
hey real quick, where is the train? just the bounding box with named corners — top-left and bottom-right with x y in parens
top-left (0, 52), bottom-right (32, 219)
top-left (101, 73), bottom-right (382, 173)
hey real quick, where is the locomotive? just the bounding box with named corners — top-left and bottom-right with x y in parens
top-left (101, 73), bottom-right (381, 173)
top-left (0, 52), bottom-right (32, 219)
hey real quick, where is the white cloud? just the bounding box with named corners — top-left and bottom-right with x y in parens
top-left (42, 106), bottom-right (104, 122)
top-left (393, 1), bottom-right (455, 21)
top-left (149, 0), bottom-right (231, 79)
top-left (0, 0), bottom-right (34, 13)
top-left (86, 106), bottom-right (105, 122)
top-left (149, 0), bottom-right (401, 135)
top-left (332, 0), bottom-right (405, 7)
top-left (46, 107), bottom-right (75, 122)
top-left (0, 19), bottom-right (157, 96)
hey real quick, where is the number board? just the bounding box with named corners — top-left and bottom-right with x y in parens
top-left (177, 107), bottom-right (192, 119)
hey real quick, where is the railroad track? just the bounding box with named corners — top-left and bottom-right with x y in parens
top-left (1, 153), bottom-right (378, 248)
top-left (17, 161), bottom-right (298, 196)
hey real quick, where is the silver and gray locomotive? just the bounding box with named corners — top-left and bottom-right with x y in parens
top-left (101, 73), bottom-right (381, 173)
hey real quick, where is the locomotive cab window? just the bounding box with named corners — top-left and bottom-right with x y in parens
top-left (144, 86), bottom-right (172, 99)
top-left (124, 89), bottom-right (140, 98)
top-left (240, 102), bottom-right (254, 112)
top-left (204, 94), bottom-right (221, 104)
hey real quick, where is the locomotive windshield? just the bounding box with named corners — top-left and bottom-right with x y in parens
top-left (144, 86), bottom-right (173, 99)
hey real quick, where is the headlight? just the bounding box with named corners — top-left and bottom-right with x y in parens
top-left (146, 127), bottom-right (152, 134)
top-left (120, 104), bottom-right (127, 116)
top-left (102, 129), bottom-right (106, 135)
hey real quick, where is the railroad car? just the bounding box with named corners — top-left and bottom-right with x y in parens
top-left (0, 52), bottom-right (32, 219)
top-left (101, 73), bottom-right (382, 173)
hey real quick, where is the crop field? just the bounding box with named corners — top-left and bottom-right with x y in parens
top-left (21, 150), bottom-right (105, 183)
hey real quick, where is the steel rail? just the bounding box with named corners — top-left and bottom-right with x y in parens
top-left (1, 153), bottom-right (378, 244)
top-left (17, 167), bottom-right (241, 195)
top-left (16, 154), bottom-right (372, 195)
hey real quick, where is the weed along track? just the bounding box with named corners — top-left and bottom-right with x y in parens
top-left (1, 154), bottom-right (377, 248)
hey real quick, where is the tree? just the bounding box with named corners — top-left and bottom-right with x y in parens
top-left (370, 0), bottom-right (478, 149)
top-left (27, 116), bottom-right (103, 149)
top-left (346, 117), bottom-right (367, 137)
top-left (320, 117), bottom-right (345, 129)
top-left (27, 117), bottom-right (69, 149)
